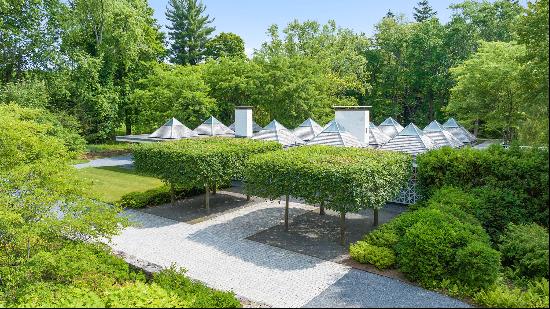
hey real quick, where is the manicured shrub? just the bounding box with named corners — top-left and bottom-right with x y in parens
top-left (153, 266), bottom-right (241, 308)
top-left (105, 281), bottom-right (185, 308)
top-left (394, 208), bottom-right (497, 289)
top-left (349, 241), bottom-right (396, 269)
top-left (362, 224), bottom-right (399, 249)
top-left (15, 283), bottom-right (105, 308)
top-left (454, 241), bottom-right (501, 290)
top-left (117, 185), bottom-right (204, 209)
top-left (499, 223), bottom-right (549, 279)
top-left (244, 145), bottom-right (411, 214)
top-left (474, 278), bottom-right (549, 308)
top-left (417, 145), bottom-right (549, 231)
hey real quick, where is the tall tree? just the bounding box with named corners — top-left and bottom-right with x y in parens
top-left (205, 32), bottom-right (246, 59)
top-left (413, 0), bottom-right (437, 22)
top-left (166, 0), bottom-right (215, 65)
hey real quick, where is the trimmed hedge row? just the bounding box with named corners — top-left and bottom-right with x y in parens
top-left (117, 186), bottom-right (205, 209)
top-left (133, 137), bottom-right (281, 209)
top-left (244, 145), bottom-right (411, 214)
top-left (416, 144), bottom-right (549, 230)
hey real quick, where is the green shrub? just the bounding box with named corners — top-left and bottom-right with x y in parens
top-left (394, 208), bottom-right (497, 289)
top-left (118, 185), bottom-right (204, 209)
top-left (474, 278), bottom-right (549, 308)
top-left (499, 223), bottom-right (549, 279)
top-left (153, 266), bottom-right (241, 308)
top-left (244, 145), bottom-right (411, 214)
top-left (362, 224), bottom-right (399, 249)
top-left (15, 282), bottom-right (105, 308)
top-left (417, 145), bottom-right (549, 231)
top-left (349, 241), bottom-right (396, 269)
top-left (105, 281), bottom-right (185, 308)
top-left (454, 241), bottom-right (501, 290)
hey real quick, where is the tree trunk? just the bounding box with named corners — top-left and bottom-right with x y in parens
top-left (170, 184), bottom-right (175, 207)
top-left (373, 208), bottom-right (379, 227)
top-left (246, 194), bottom-right (250, 201)
top-left (284, 195), bottom-right (289, 232)
top-left (212, 181), bottom-right (216, 195)
top-left (319, 201), bottom-right (325, 215)
top-left (125, 113), bottom-right (132, 135)
top-left (340, 212), bottom-right (346, 246)
top-left (474, 119), bottom-right (479, 137)
top-left (204, 183), bottom-right (210, 213)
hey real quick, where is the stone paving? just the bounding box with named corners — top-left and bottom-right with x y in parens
top-left (108, 196), bottom-right (470, 308)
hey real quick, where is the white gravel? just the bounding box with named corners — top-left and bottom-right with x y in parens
top-left (108, 200), bottom-right (350, 308)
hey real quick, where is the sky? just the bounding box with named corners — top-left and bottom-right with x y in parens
top-left (146, 0), bottom-right (462, 56)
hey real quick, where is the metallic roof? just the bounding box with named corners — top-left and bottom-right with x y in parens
top-left (423, 120), bottom-right (464, 148)
top-left (252, 119), bottom-right (305, 147)
top-left (292, 118), bottom-right (324, 141)
top-left (368, 122), bottom-right (391, 147)
top-left (378, 117), bottom-right (404, 138)
top-left (380, 123), bottom-right (437, 156)
top-left (193, 116), bottom-right (234, 136)
top-left (306, 120), bottom-right (365, 148)
top-left (149, 118), bottom-right (197, 139)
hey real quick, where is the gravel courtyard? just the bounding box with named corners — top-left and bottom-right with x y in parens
top-left (107, 194), bottom-right (469, 308)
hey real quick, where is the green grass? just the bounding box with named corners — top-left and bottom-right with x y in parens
top-left (78, 166), bottom-right (163, 203)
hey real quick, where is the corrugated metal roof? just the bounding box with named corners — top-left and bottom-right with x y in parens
top-left (228, 121), bottom-right (263, 133)
top-left (149, 118), bottom-right (197, 139)
top-left (423, 120), bottom-right (464, 148)
top-left (194, 116), bottom-right (234, 136)
top-left (307, 120), bottom-right (365, 148)
top-left (292, 118), bottom-right (324, 141)
top-left (380, 123), bottom-right (437, 156)
top-left (368, 122), bottom-right (391, 147)
top-left (252, 120), bottom-right (305, 147)
top-left (378, 117), bottom-right (404, 138)
top-left (442, 118), bottom-right (476, 144)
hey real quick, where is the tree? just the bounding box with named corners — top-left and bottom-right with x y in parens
top-left (515, 0), bottom-right (549, 145)
top-left (129, 63), bottom-right (216, 133)
top-left (205, 32), bottom-right (246, 59)
top-left (166, 0), bottom-right (215, 65)
top-left (448, 41), bottom-right (526, 143)
top-left (413, 0), bottom-right (437, 22)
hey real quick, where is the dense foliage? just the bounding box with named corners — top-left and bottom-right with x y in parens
top-left (244, 146), bottom-right (411, 214)
top-left (416, 145), bottom-right (549, 239)
top-left (133, 137), bottom-right (281, 193)
top-left (118, 185), bottom-right (205, 209)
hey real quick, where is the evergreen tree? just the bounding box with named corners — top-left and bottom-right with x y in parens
top-left (414, 0), bottom-right (437, 22)
top-left (166, 0), bottom-right (215, 65)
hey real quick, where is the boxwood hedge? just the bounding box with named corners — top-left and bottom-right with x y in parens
top-left (243, 145), bottom-right (411, 243)
top-left (133, 137), bottom-right (281, 210)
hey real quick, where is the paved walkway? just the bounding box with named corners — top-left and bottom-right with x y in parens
top-left (74, 155), bottom-right (134, 169)
top-left (108, 199), bottom-right (469, 308)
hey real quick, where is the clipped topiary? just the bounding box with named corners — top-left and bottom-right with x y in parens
top-left (454, 241), bottom-right (501, 290)
top-left (350, 241), bottom-right (396, 269)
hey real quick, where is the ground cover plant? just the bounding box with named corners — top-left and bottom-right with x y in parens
top-left (77, 166), bottom-right (164, 203)
top-left (244, 145), bottom-right (411, 244)
top-left (133, 137), bottom-right (281, 211)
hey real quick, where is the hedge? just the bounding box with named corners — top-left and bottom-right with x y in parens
top-left (244, 145), bottom-right (411, 244)
top-left (417, 144), bottom-right (549, 231)
top-left (133, 137), bottom-right (281, 211)
top-left (117, 186), bottom-right (205, 209)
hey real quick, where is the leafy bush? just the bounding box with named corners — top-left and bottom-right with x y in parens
top-left (349, 241), bottom-right (396, 269)
top-left (417, 145), bottom-right (549, 231)
top-left (15, 282), bottom-right (105, 308)
top-left (393, 208), bottom-right (497, 290)
top-left (105, 281), bottom-right (185, 308)
top-left (499, 223), bottom-right (549, 279)
top-left (244, 145), bottom-right (411, 214)
top-left (153, 266), bottom-right (241, 308)
top-left (454, 241), bottom-right (501, 289)
top-left (118, 185), bottom-right (204, 209)
top-left (362, 224), bottom-right (399, 249)
top-left (474, 278), bottom-right (549, 308)
top-left (133, 137), bottom-right (281, 191)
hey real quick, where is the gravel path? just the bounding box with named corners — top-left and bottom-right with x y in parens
top-left (108, 198), bottom-right (470, 308)
top-left (74, 155), bottom-right (134, 169)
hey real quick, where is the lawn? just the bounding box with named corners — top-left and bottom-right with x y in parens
top-left (77, 166), bottom-right (163, 203)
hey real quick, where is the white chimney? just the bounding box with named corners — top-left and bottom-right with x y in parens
top-left (334, 106), bottom-right (371, 145)
top-left (235, 106), bottom-right (253, 137)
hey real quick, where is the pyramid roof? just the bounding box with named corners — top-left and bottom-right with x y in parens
top-left (193, 116), bottom-right (234, 136)
top-left (149, 118), bottom-right (197, 139)
top-left (380, 123), bottom-right (437, 156)
top-left (378, 117), bottom-right (404, 138)
top-left (292, 118), bottom-right (324, 141)
top-left (306, 120), bottom-right (365, 148)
